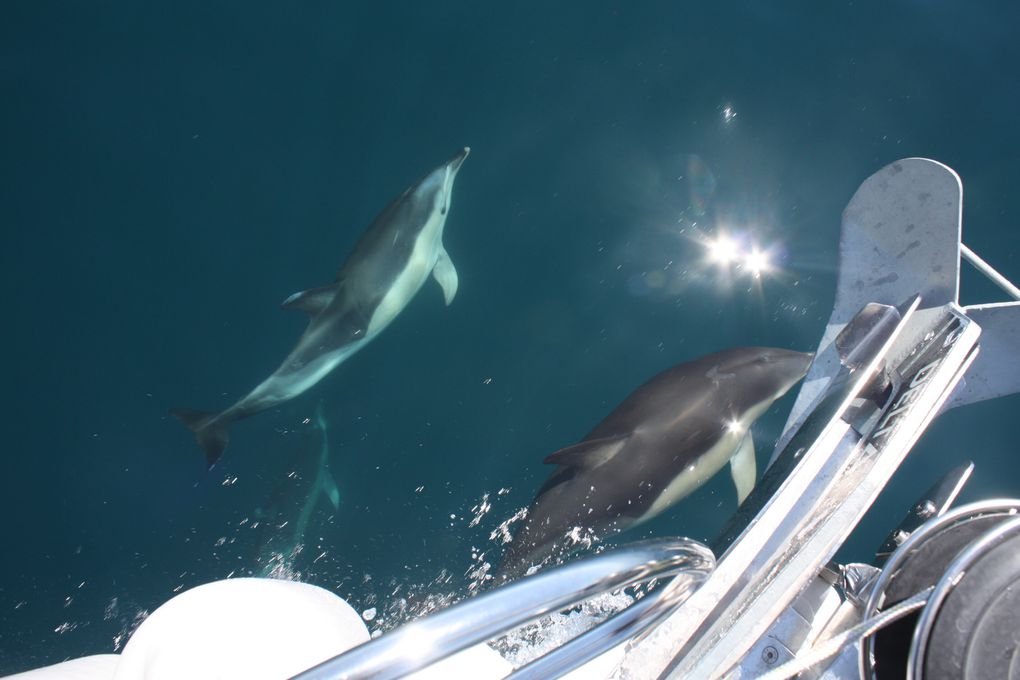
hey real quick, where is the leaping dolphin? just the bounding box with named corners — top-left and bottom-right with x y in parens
top-left (497, 347), bottom-right (812, 579)
top-left (172, 148), bottom-right (470, 468)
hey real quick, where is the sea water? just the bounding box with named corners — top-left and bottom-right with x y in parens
top-left (3, 1), bottom-right (1020, 674)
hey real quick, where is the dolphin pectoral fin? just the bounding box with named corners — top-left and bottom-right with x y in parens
top-left (432, 247), bottom-right (459, 305)
top-left (543, 435), bottom-right (629, 469)
top-left (170, 408), bottom-right (230, 470)
top-left (730, 434), bottom-right (757, 505)
top-left (281, 283), bottom-right (340, 316)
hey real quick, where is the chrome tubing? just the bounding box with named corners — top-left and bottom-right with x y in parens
top-left (290, 538), bottom-right (714, 680)
top-left (510, 554), bottom-right (711, 680)
top-left (960, 243), bottom-right (1020, 301)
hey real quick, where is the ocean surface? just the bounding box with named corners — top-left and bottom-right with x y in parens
top-left (3, 1), bottom-right (1020, 673)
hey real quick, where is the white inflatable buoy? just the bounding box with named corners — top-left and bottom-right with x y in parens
top-left (3, 655), bottom-right (120, 680)
top-left (405, 642), bottom-right (512, 679)
top-left (561, 643), bottom-right (626, 679)
top-left (114, 578), bottom-right (369, 680)
top-left (2, 578), bottom-right (518, 680)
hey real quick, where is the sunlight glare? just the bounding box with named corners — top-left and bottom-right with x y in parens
top-left (707, 234), bottom-right (740, 265)
top-left (743, 248), bottom-right (771, 278)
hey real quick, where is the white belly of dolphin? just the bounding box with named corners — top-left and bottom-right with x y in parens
top-left (641, 400), bottom-right (771, 519)
top-left (367, 214), bottom-right (444, 335)
top-left (241, 340), bottom-right (367, 412)
top-left (642, 432), bottom-right (741, 522)
top-left (284, 343), bottom-right (366, 397)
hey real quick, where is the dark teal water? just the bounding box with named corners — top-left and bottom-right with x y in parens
top-left (3, 1), bottom-right (1020, 673)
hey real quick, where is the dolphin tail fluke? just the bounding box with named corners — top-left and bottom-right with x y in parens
top-left (320, 466), bottom-right (341, 510)
top-left (170, 409), bottom-right (229, 469)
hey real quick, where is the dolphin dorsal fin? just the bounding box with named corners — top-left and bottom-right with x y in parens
top-left (543, 435), bottom-right (629, 469)
top-left (281, 283), bottom-right (340, 316)
top-left (432, 246), bottom-right (458, 305)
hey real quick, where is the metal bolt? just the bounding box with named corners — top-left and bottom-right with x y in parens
top-left (762, 645), bottom-right (779, 665)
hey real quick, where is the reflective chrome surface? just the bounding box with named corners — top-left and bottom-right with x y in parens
top-left (290, 538), bottom-right (713, 680)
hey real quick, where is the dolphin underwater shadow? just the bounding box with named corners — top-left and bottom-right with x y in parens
top-left (172, 148), bottom-right (470, 468)
top-left (254, 403), bottom-right (341, 579)
top-left (496, 346), bottom-right (812, 580)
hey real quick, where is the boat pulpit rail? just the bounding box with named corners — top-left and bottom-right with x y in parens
top-left (290, 538), bottom-right (714, 680)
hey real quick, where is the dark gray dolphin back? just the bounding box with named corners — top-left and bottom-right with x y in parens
top-left (590, 347), bottom-right (810, 440)
top-left (337, 188), bottom-right (433, 297)
top-left (497, 346), bottom-right (812, 579)
top-left (337, 148), bottom-right (467, 301)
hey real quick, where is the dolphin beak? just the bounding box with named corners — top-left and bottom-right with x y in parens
top-left (798, 351), bottom-right (814, 377)
top-left (447, 147), bottom-right (470, 174)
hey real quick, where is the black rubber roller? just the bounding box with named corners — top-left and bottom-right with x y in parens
top-left (922, 527), bottom-right (1020, 679)
top-left (872, 514), bottom-right (1007, 679)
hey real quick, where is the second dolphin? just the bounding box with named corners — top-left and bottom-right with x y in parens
top-left (498, 347), bottom-right (812, 579)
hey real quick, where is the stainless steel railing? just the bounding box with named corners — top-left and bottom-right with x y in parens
top-left (290, 537), bottom-right (714, 680)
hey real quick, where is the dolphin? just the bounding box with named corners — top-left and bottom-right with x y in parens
top-left (255, 403), bottom-right (340, 578)
top-left (497, 347), bottom-right (812, 579)
top-left (172, 147), bottom-right (470, 468)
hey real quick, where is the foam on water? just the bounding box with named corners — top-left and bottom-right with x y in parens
top-left (492, 589), bottom-right (636, 668)
top-left (339, 489), bottom-right (647, 672)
